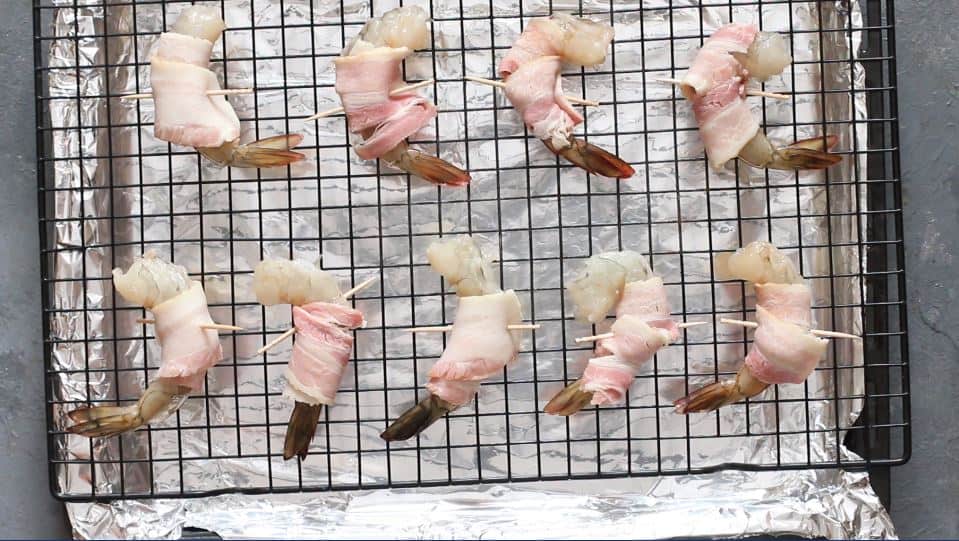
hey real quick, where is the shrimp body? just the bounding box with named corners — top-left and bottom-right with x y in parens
top-left (683, 23), bottom-right (839, 171)
top-left (69, 253), bottom-right (223, 437)
top-left (499, 18), bottom-right (634, 179)
top-left (382, 236), bottom-right (522, 441)
top-left (152, 6), bottom-right (304, 168)
top-left (674, 242), bottom-right (827, 413)
top-left (335, 7), bottom-right (470, 186)
top-left (253, 259), bottom-right (365, 460)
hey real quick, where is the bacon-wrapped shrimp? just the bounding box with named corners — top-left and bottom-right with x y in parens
top-left (150, 6), bottom-right (304, 168)
top-left (679, 23), bottom-right (840, 171)
top-left (254, 259), bottom-right (365, 460)
top-left (334, 6), bottom-right (470, 186)
top-left (674, 242), bottom-right (829, 413)
top-left (498, 14), bottom-right (634, 179)
top-left (67, 253), bottom-right (224, 437)
top-left (381, 236), bottom-right (524, 441)
top-left (546, 252), bottom-right (680, 415)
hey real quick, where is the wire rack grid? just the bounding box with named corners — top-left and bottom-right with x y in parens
top-left (36, 0), bottom-right (908, 502)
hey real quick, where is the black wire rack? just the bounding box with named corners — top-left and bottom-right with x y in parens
top-left (36, 0), bottom-right (909, 502)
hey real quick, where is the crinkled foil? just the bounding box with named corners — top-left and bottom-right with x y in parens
top-left (42, 0), bottom-right (894, 538)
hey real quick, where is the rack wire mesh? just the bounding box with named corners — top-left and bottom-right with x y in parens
top-left (36, 0), bottom-right (908, 502)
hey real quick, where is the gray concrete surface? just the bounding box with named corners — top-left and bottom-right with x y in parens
top-left (0, 1), bottom-right (72, 538)
top-left (0, 1), bottom-right (955, 539)
top-left (889, 1), bottom-right (959, 538)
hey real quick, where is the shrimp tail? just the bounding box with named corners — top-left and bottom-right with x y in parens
top-left (200, 133), bottom-right (306, 168)
top-left (545, 136), bottom-right (635, 179)
top-left (740, 133), bottom-right (841, 171)
top-left (390, 148), bottom-right (471, 187)
top-left (380, 393), bottom-right (455, 442)
top-left (283, 401), bottom-right (324, 461)
top-left (66, 380), bottom-right (190, 438)
top-left (544, 379), bottom-right (595, 416)
top-left (673, 364), bottom-right (769, 414)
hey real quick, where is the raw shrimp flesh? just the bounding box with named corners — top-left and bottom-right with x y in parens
top-left (566, 250), bottom-right (653, 323)
top-left (334, 6), bottom-right (470, 186)
top-left (67, 252), bottom-right (223, 437)
top-left (425, 235), bottom-right (499, 297)
top-left (253, 259), bottom-right (364, 460)
top-left (151, 6), bottom-right (304, 168)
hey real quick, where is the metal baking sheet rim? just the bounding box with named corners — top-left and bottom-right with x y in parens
top-left (42, 0), bottom-right (897, 538)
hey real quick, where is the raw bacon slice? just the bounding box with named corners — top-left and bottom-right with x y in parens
top-left (744, 306), bottom-right (827, 385)
top-left (503, 56), bottom-right (584, 150)
top-left (153, 282), bottom-right (224, 389)
top-left (334, 47), bottom-right (437, 160)
top-left (285, 302), bottom-right (365, 406)
top-left (681, 23), bottom-right (757, 100)
top-left (691, 77), bottom-right (759, 169)
top-left (426, 290), bottom-right (523, 406)
top-left (150, 58), bottom-right (241, 148)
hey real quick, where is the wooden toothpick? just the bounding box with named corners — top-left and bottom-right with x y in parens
top-left (465, 75), bottom-right (600, 107)
top-left (653, 77), bottom-right (790, 100)
top-left (121, 88), bottom-right (254, 100)
top-left (720, 318), bottom-right (861, 341)
top-left (304, 80), bottom-right (435, 121)
top-left (574, 320), bottom-right (707, 343)
top-left (256, 327), bottom-right (297, 356)
top-left (137, 318), bottom-right (243, 332)
top-left (342, 276), bottom-right (377, 299)
top-left (407, 323), bottom-right (540, 333)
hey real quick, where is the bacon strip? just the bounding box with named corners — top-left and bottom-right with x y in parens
top-left (150, 31), bottom-right (240, 148)
top-left (681, 23), bottom-right (757, 100)
top-left (153, 282), bottom-right (224, 390)
top-left (743, 283), bottom-right (827, 384)
top-left (579, 277), bottom-right (678, 406)
top-left (426, 291), bottom-right (523, 407)
top-left (503, 56), bottom-right (584, 150)
top-left (691, 77), bottom-right (759, 169)
top-left (285, 302), bottom-right (365, 406)
top-left (334, 47), bottom-right (437, 160)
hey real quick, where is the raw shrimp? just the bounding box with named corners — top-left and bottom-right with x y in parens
top-left (381, 236), bottom-right (521, 441)
top-left (152, 6), bottom-right (305, 168)
top-left (674, 243), bottom-right (827, 413)
top-left (499, 16), bottom-right (634, 179)
top-left (425, 236), bottom-right (499, 296)
top-left (334, 6), bottom-right (470, 186)
top-left (714, 240), bottom-right (803, 285)
top-left (682, 23), bottom-right (840, 171)
top-left (68, 252), bottom-right (223, 437)
top-left (567, 250), bottom-right (653, 323)
top-left (253, 258), bottom-right (343, 307)
top-left (546, 271), bottom-right (680, 416)
top-left (254, 259), bottom-right (364, 460)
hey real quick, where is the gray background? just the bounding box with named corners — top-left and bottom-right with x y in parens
top-left (2, 1), bottom-right (954, 538)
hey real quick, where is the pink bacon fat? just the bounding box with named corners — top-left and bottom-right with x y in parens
top-left (499, 18), bottom-right (564, 79)
top-left (152, 282), bottom-right (223, 390)
top-left (616, 276), bottom-right (680, 340)
top-left (426, 290), bottom-right (523, 407)
top-left (681, 23), bottom-right (758, 100)
top-left (581, 316), bottom-right (674, 405)
top-left (692, 76), bottom-right (760, 169)
top-left (503, 56), bottom-right (584, 148)
top-left (744, 306), bottom-right (827, 385)
top-left (150, 27), bottom-right (241, 149)
top-left (285, 302), bottom-right (365, 406)
top-left (334, 47), bottom-right (437, 160)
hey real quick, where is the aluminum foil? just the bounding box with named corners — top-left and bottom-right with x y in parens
top-left (42, 0), bottom-right (895, 538)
